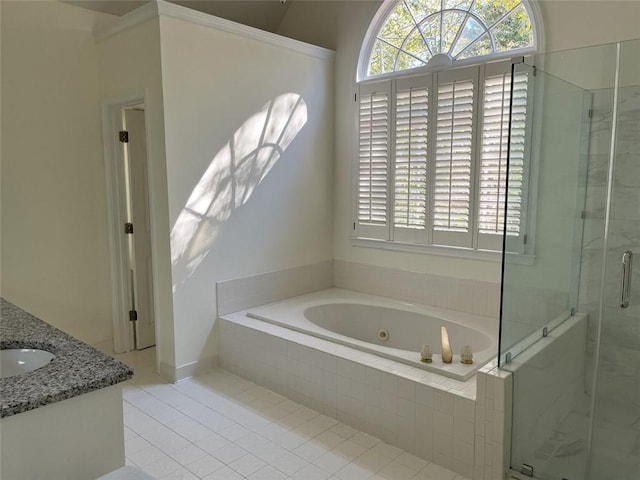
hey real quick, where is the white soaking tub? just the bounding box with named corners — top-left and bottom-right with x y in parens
top-left (247, 288), bottom-right (497, 381)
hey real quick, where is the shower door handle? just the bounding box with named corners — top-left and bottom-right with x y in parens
top-left (621, 251), bottom-right (633, 308)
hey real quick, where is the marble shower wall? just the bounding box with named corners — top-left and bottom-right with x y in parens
top-left (579, 84), bottom-right (640, 479)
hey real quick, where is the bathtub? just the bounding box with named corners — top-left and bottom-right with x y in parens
top-left (247, 288), bottom-right (497, 381)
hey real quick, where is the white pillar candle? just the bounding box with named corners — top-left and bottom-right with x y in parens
top-left (441, 327), bottom-right (453, 364)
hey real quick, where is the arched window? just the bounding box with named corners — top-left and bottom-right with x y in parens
top-left (354, 0), bottom-right (541, 254)
top-left (360, 0), bottom-right (539, 80)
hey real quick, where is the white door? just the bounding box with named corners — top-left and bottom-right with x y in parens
top-left (124, 109), bottom-right (155, 350)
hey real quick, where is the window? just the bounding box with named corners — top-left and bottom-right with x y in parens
top-left (354, 0), bottom-right (539, 255)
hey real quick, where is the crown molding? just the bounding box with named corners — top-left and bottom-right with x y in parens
top-left (95, 0), bottom-right (335, 62)
top-left (94, 1), bottom-right (159, 44)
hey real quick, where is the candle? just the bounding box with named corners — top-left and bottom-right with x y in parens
top-left (441, 327), bottom-right (453, 364)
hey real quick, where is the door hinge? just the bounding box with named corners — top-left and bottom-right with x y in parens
top-left (125, 222), bottom-right (134, 234)
top-left (523, 234), bottom-right (527, 245)
top-left (129, 310), bottom-right (138, 321)
top-left (588, 108), bottom-right (593, 118)
top-left (119, 130), bottom-right (129, 143)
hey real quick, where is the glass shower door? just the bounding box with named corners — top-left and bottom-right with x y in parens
top-left (500, 61), bottom-right (591, 361)
top-left (587, 39), bottom-right (640, 480)
top-left (502, 59), bottom-right (593, 480)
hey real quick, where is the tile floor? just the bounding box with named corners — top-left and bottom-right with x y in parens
top-left (111, 347), bottom-right (468, 480)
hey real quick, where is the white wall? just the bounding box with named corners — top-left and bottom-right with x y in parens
top-left (0, 1), bottom-right (116, 344)
top-left (97, 14), bottom-right (176, 371)
top-left (540, 0), bottom-right (640, 52)
top-left (158, 15), bottom-right (334, 370)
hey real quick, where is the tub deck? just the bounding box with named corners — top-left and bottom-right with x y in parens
top-left (246, 288), bottom-right (497, 381)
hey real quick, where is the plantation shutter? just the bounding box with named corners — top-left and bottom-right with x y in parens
top-left (356, 81), bottom-right (391, 239)
top-left (432, 67), bottom-right (478, 248)
top-left (393, 76), bottom-right (431, 244)
top-left (477, 63), bottom-right (530, 251)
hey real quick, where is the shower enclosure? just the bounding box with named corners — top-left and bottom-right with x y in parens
top-left (499, 39), bottom-right (640, 480)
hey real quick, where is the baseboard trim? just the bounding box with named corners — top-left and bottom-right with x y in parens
top-left (159, 355), bottom-right (219, 383)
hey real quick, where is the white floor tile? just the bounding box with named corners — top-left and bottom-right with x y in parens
top-left (227, 454), bottom-right (267, 477)
top-left (334, 461), bottom-right (376, 480)
top-left (128, 445), bottom-right (166, 467)
top-left (98, 466), bottom-right (156, 480)
top-left (274, 431), bottom-right (307, 450)
top-left (351, 450), bottom-right (393, 472)
top-left (210, 443), bottom-right (249, 464)
top-left (395, 452), bottom-right (428, 472)
top-left (269, 451), bottom-right (309, 476)
top-left (168, 445), bottom-right (208, 467)
top-left (120, 349), bottom-right (464, 480)
top-left (186, 454), bottom-right (225, 478)
top-left (142, 455), bottom-right (182, 478)
top-left (126, 434), bottom-right (153, 454)
top-left (248, 465), bottom-right (289, 480)
top-left (313, 431), bottom-right (344, 449)
top-left (203, 466), bottom-right (244, 480)
top-left (218, 423), bottom-right (252, 442)
top-left (378, 461), bottom-right (417, 480)
top-left (195, 433), bottom-right (232, 455)
top-left (313, 450), bottom-right (351, 474)
top-left (293, 441), bottom-right (330, 461)
top-left (294, 463), bottom-right (332, 480)
top-left (369, 442), bottom-right (405, 460)
top-left (160, 466), bottom-right (199, 480)
top-left (167, 417), bottom-right (214, 443)
top-left (334, 439), bottom-right (368, 460)
top-left (142, 426), bottom-right (193, 454)
top-left (252, 443), bottom-right (288, 464)
top-left (350, 432), bottom-right (381, 449)
top-left (414, 462), bottom-right (458, 480)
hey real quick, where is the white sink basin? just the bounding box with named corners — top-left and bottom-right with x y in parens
top-left (0, 348), bottom-right (56, 378)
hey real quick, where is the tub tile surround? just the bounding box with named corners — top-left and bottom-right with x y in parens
top-left (217, 261), bottom-right (333, 316)
top-left (215, 260), bottom-right (505, 478)
top-left (246, 290), bottom-right (497, 382)
top-left (473, 364), bottom-right (512, 480)
top-left (219, 312), bottom-right (481, 478)
top-left (216, 260), bottom-right (500, 320)
top-left (333, 261), bottom-right (500, 319)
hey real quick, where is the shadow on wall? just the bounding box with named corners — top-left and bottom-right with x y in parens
top-left (170, 93), bottom-right (308, 291)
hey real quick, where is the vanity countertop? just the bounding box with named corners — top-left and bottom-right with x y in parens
top-left (0, 298), bottom-right (133, 418)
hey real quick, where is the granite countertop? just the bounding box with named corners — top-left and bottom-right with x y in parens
top-left (0, 298), bottom-right (133, 418)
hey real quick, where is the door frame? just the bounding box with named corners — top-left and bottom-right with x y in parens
top-left (102, 92), bottom-right (157, 353)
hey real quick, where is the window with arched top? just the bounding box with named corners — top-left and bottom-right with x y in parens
top-left (353, 0), bottom-right (541, 256)
top-left (363, 0), bottom-right (537, 78)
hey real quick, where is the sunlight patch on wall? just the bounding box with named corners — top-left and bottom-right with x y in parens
top-left (170, 93), bottom-right (308, 289)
